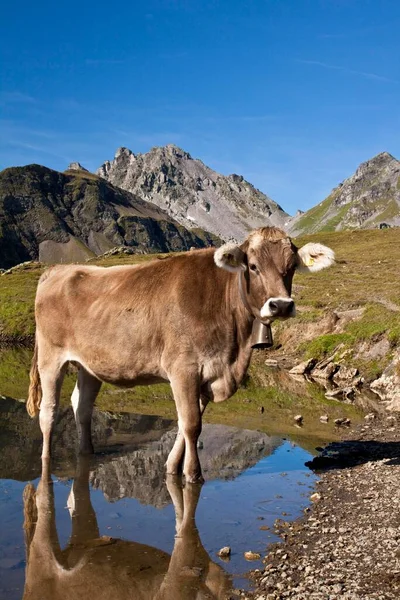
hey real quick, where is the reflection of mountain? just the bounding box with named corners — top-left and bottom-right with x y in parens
top-left (0, 398), bottom-right (282, 507)
top-left (0, 397), bottom-right (175, 481)
top-left (23, 459), bottom-right (232, 600)
top-left (91, 425), bottom-right (282, 507)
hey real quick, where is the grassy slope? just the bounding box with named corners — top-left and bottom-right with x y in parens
top-left (1, 227), bottom-right (399, 375)
top-left (278, 228), bottom-right (400, 378)
top-left (291, 191), bottom-right (339, 234)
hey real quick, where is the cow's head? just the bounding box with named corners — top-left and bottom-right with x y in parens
top-left (214, 227), bottom-right (334, 323)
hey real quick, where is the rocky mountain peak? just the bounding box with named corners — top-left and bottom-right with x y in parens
top-left (115, 146), bottom-right (134, 159)
top-left (163, 143), bottom-right (191, 159)
top-left (67, 162), bottom-right (88, 172)
top-left (351, 151), bottom-right (397, 182)
top-left (96, 144), bottom-right (289, 241)
top-left (289, 151), bottom-right (400, 235)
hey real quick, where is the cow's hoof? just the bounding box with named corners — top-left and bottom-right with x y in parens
top-left (165, 463), bottom-right (183, 476)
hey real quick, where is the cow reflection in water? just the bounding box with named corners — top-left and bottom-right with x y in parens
top-left (23, 459), bottom-right (231, 600)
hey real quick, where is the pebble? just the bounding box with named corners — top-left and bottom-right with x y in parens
top-left (217, 546), bottom-right (231, 558)
top-left (244, 551), bottom-right (262, 561)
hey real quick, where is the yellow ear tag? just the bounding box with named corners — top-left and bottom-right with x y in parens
top-left (305, 257), bottom-right (315, 267)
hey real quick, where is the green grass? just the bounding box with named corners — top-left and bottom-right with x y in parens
top-left (369, 198), bottom-right (399, 224)
top-left (300, 333), bottom-right (354, 360)
top-left (1, 228), bottom-right (399, 384)
top-left (274, 228), bottom-right (400, 379)
top-left (319, 202), bottom-right (351, 232)
top-left (0, 264), bottom-right (43, 341)
top-left (293, 228), bottom-right (400, 307)
top-left (293, 191), bottom-right (339, 234)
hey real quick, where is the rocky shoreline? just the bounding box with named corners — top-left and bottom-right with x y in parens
top-left (243, 413), bottom-right (400, 600)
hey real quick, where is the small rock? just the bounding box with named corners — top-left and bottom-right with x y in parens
top-left (364, 413), bottom-right (376, 421)
top-left (332, 365), bottom-right (359, 384)
top-left (294, 415), bottom-right (303, 424)
top-left (244, 551), bottom-right (261, 560)
top-left (310, 492), bottom-right (321, 502)
top-left (265, 359), bottom-right (278, 367)
top-left (289, 358), bottom-right (317, 375)
top-left (334, 418), bottom-right (351, 426)
top-left (312, 361), bottom-right (339, 380)
top-left (325, 386), bottom-right (355, 402)
top-left (217, 546), bottom-right (231, 558)
top-left (320, 415), bottom-right (329, 422)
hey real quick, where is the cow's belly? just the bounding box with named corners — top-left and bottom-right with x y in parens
top-left (65, 342), bottom-right (168, 387)
top-left (59, 309), bottom-right (171, 385)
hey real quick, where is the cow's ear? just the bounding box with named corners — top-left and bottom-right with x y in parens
top-left (214, 243), bottom-right (246, 272)
top-left (297, 243), bottom-right (335, 273)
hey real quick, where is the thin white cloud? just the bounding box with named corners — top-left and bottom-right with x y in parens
top-left (85, 58), bottom-right (125, 66)
top-left (318, 33), bottom-right (347, 39)
top-left (0, 91), bottom-right (37, 105)
top-left (204, 115), bottom-right (277, 124)
top-left (0, 120), bottom-right (55, 139)
top-left (297, 59), bottom-right (398, 84)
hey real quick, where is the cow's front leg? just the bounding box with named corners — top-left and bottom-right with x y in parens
top-left (169, 371), bottom-right (203, 483)
top-left (166, 396), bottom-right (209, 476)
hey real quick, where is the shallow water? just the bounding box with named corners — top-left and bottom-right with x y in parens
top-left (0, 349), bottom-right (373, 599)
top-left (0, 399), bottom-right (319, 600)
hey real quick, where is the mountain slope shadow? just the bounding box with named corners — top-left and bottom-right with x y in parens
top-left (23, 458), bottom-right (232, 600)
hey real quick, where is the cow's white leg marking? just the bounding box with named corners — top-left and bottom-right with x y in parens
top-left (166, 396), bottom-right (209, 476)
top-left (71, 367), bottom-right (102, 455)
top-left (39, 362), bottom-right (66, 460)
top-left (169, 371), bottom-right (203, 483)
top-left (68, 457), bottom-right (99, 542)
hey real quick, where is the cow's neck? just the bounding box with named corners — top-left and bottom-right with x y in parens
top-left (228, 272), bottom-right (255, 386)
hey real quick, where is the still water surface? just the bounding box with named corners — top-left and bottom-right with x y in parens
top-left (0, 350), bottom-right (371, 599)
top-left (0, 399), bottom-right (317, 599)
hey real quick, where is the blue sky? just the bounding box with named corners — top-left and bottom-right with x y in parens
top-left (1, 0), bottom-right (399, 215)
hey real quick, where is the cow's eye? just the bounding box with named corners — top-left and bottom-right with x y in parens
top-left (249, 263), bottom-right (258, 273)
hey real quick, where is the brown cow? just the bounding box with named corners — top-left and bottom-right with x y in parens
top-left (27, 227), bottom-right (334, 482)
top-left (23, 458), bottom-right (231, 600)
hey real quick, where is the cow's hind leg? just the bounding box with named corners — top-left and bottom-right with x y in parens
top-left (168, 372), bottom-right (203, 483)
top-left (166, 396), bottom-right (209, 476)
top-left (71, 367), bottom-right (102, 455)
top-left (39, 360), bottom-right (66, 460)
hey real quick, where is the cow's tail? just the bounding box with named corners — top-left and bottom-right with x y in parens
top-left (27, 337), bottom-right (42, 418)
top-left (23, 483), bottom-right (37, 560)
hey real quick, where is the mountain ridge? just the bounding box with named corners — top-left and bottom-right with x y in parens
top-left (96, 143), bottom-right (289, 241)
top-left (0, 163), bottom-right (218, 269)
top-left (289, 151), bottom-right (400, 235)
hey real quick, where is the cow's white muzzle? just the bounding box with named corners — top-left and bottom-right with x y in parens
top-left (260, 297), bottom-right (296, 319)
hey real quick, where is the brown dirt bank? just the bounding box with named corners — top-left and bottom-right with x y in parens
top-left (244, 414), bottom-right (400, 600)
